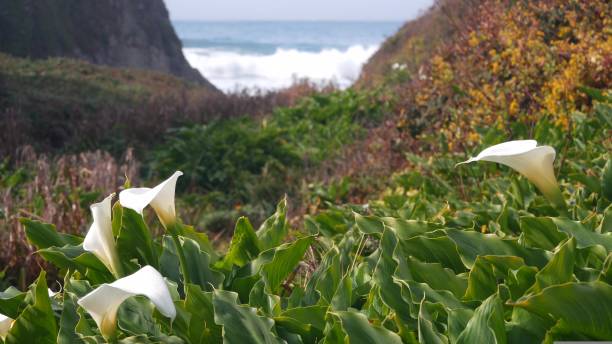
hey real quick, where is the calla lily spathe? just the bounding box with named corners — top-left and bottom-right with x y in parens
top-left (458, 140), bottom-right (566, 210)
top-left (77, 265), bottom-right (176, 338)
top-left (119, 171), bottom-right (183, 227)
top-left (83, 194), bottom-right (122, 277)
top-left (0, 313), bottom-right (13, 338)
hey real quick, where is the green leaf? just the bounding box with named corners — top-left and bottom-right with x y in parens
top-left (446, 229), bottom-right (549, 269)
top-left (373, 229), bottom-right (413, 330)
top-left (116, 207), bottom-right (158, 271)
top-left (513, 282), bottom-right (612, 340)
top-left (404, 280), bottom-right (467, 311)
top-left (603, 158), bottom-right (612, 201)
top-left (257, 197), bottom-right (289, 250)
top-left (177, 224), bottom-right (217, 262)
top-left (330, 274), bottom-right (352, 311)
top-left (334, 310), bottom-right (403, 344)
top-left (212, 290), bottom-right (284, 344)
top-left (552, 218), bottom-right (612, 251)
top-left (520, 217), bottom-right (568, 250)
top-left (181, 284), bottom-right (222, 344)
top-left (22, 218), bottom-right (82, 248)
top-left (117, 297), bottom-right (161, 337)
top-left (0, 287), bottom-right (26, 319)
top-left (354, 213), bottom-right (384, 234)
top-left (403, 258), bottom-right (467, 299)
top-left (456, 294), bottom-right (506, 344)
top-left (382, 218), bottom-right (440, 240)
top-left (275, 307), bottom-right (328, 343)
top-left (58, 291), bottom-right (86, 344)
top-left (182, 237), bottom-right (224, 291)
top-left (528, 238), bottom-right (576, 293)
top-left (418, 299), bottom-right (449, 344)
top-left (220, 217), bottom-right (262, 270)
top-left (6, 271), bottom-right (57, 344)
top-left (261, 236), bottom-right (315, 293)
top-left (399, 235), bottom-right (466, 273)
top-left (464, 256), bottom-right (525, 301)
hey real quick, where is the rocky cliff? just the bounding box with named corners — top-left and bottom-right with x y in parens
top-left (0, 0), bottom-right (216, 89)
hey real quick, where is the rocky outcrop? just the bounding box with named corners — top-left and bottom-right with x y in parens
top-left (0, 0), bottom-right (217, 90)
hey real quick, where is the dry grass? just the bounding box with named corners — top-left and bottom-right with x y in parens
top-left (0, 147), bottom-right (139, 288)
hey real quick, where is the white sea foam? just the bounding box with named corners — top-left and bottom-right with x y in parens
top-left (183, 45), bottom-right (378, 92)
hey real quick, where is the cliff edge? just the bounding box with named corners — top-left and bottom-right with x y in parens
top-left (0, 0), bottom-right (216, 89)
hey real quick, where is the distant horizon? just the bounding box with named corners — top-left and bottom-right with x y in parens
top-left (171, 19), bottom-right (405, 23)
top-left (164, 0), bottom-right (433, 22)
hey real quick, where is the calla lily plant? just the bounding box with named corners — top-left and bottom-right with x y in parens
top-left (0, 313), bottom-right (13, 339)
top-left (83, 194), bottom-right (123, 278)
top-left (119, 171), bottom-right (183, 228)
top-left (119, 171), bottom-right (192, 284)
top-left (77, 265), bottom-right (176, 339)
top-left (458, 140), bottom-right (567, 213)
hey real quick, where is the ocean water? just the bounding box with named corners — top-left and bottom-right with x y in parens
top-left (172, 21), bottom-right (402, 92)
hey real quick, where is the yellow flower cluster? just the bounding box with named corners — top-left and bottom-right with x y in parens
top-left (397, 0), bottom-right (611, 149)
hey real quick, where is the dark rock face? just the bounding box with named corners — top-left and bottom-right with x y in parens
top-left (0, 0), bottom-right (216, 89)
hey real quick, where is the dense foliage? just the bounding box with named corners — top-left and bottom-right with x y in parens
top-left (1, 95), bottom-right (609, 343)
top-left (150, 89), bottom-right (391, 230)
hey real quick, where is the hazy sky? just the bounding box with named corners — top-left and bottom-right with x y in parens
top-left (163, 0), bottom-right (434, 21)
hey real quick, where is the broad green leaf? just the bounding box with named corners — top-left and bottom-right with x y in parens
top-left (382, 217), bottom-right (440, 239)
top-left (599, 253), bottom-right (612, 284)
top-left (279, 306), bottom-right (327, 335)
top-left (21, 218), bottom-right (82, 249)
top-left (117, 297), bottom-right (161, 337)
top-left (446, 229), bottom-right (549, 269)
top-left (447, 308), bottom-right (474, 343)
top-left (212, 290), bottom-right (284, 344)
top-left (257, 197), bottom-right (289, 250)
top-left (399, 235), bottom-right (467, 273)
top-left (177, 224), bottom-right (217, 262)
top-left (334, 310), bottom-right (403, 344)
top-left (464, 255), bottom-right (524, 301)
top-left (182, 237), bottom-right (224, 291)
top-left (552, 218), bottom-right (612, 251)
top-left (520, 217), bottom-right (567, 250)
top-left (373, 229), bottom-right (413, 333)
top-left (116, 207), bottom-right (158, 271)
top-left (513, 282), bottom-right (612, 340)
top-left (602, 158), bottom-right (612, 201)
top-left (528, 238), bottom-right (576, 293)
top-left (0, 287), bottom-right (26, 318)
top-left (6, 271), bottom-right (57, 344)
top-left (275, 306), bottom-right (328, 343)
top-left (403, 258), bottom-right (467, 298)
top-left (303, 247), bottom-right (340, 305)
top-left (456, 294), bottom-right (506, 344)
top-left (159, 236), bottom-right (182, 286)
top-left (403, 280), bottom-right (466, 311)
top-left (261, 236), bottom-right (314, 293)
top-left (354, 213), bottom-right (384, 234)
top-left (418, 299), bottom-right (449, 344)
top-left (249, 280), bottom-right (280, 316)
top-left (220, 217), bottom-right (261, 270)
top-left (600, 205), bottom-right (612, 234)
top-left (182, 284), bottom-right (221, 344)
top-left (330, 274), bottom-right (352, 311)
top-left (58, 291), bottom-right (86, 344)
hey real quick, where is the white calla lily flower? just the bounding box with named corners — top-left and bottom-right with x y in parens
top-left (77, 265), bottom-right (176, 338)
top-left (83, 194), bottom-right (122, 277)
top-left (0, 313), bottom-right (13, 338)
top-left (119, 171), bottom-right (183, 227)
top-left (458, 140), bottom-right (566, 210)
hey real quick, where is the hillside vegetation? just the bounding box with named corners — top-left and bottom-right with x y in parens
top-left (0, 0), bottom-right (611, 342)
